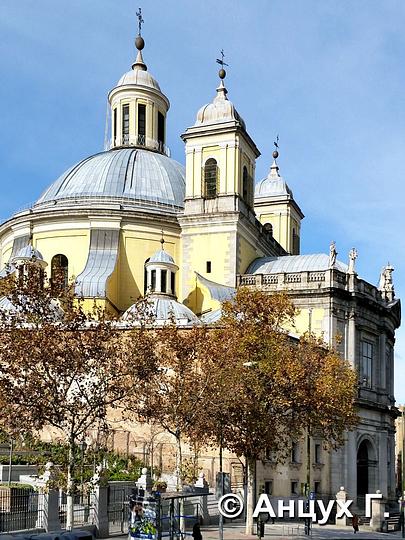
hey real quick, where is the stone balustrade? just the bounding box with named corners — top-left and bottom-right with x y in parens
top-left (237, 269), bottom-right (384, 304)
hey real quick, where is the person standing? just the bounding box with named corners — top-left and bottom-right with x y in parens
top-left (352, 513), bottom-right (359, 534)
top-left (192, 522), bottom-right (203, 540)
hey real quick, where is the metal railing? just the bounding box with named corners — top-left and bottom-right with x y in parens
top-left (58, 492), bottom-right (94, 529)
top-left (111, 135), bottom-right (171, 157)
top-left (0, 487), bottom-right (43, 533)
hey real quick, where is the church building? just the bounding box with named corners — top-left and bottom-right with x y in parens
top-left (0, 20), bottom-right (400, 508)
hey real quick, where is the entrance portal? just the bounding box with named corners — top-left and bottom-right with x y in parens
top-left (357, 440), bottom-right (370, 496)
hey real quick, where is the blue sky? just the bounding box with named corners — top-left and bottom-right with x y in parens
top-left (1, 1), bottom-right (405, 399)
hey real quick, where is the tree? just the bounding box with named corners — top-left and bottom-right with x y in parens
top-left (200, 288), bottom-right (358, 534)
top-left (138, 323), bottom-right (212, 487)
top-left (134, 322), bottom-right (212, 535)
top-left (0, 269), bottom-right (157, 529)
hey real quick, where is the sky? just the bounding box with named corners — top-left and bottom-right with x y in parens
top-left (1, 1), bottom-right (404, 398)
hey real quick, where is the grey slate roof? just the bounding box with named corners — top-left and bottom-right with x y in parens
top-left (149, 249), bottom-right (175, 264)
top-left (247, 254), bottom-right (348, 275)
top-left (0, 235), bottom-right (30, 277)
top-left (195, 272), bottom-right (235, 302)
top-left (35, 148), bottom-right (185, 212)
top-left (14, 245), bottom-right (44, 261)
top-left (75, 229), bottom-right (119, 298)
top-left (122, 296), bottom-right (200, 327)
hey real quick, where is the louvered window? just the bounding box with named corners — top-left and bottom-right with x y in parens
top-left (203, 158), bottom-right (219, 199)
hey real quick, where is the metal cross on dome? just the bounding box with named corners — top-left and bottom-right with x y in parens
top-left (216, 49), bottom-right (229, 68)
top-left (136, 7), bottom-right (144, 35)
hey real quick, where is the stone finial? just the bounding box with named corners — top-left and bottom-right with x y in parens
top-left (329, 241), bottom-right (337, 268)
top-left (136, 466), bottom-right (153, 492)
top-left (348, 248), bottom-right (358, 275)
top-left (378, 264), bottom-right (395, 302)
top-left (195, 472), bottom-right (209, 489)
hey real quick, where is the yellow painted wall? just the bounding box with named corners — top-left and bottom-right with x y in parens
top-left (181, 230), bottom-right (232, 314)
top-left (284, 307), bottom-right (325, 338)
top-left (256, 204), bottom-right (301, 255)
top-left (185, 130), bottom-right (257, 200)
top-left (1, 244), bottom-right (13, 267)
top-left (238, 234), bottom-right (263, 275)
top-left (118, 228), bottom-right (180, 312)
top-left (34, 230), bottom-right (90, 283)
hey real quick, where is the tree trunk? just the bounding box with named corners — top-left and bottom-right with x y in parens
top-left (245, 457), bottom-right (256, 535)
top-left (306, 430), bottom-right (311, 497)
top-left (66, 439), bottom-right (76, 531)
top-left (175, 433), bottom-right (185, 535)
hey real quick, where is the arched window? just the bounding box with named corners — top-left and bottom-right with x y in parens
top-left (151, 270), bottom-right (157, 292)
top-left (203, 158), bottom-right (218, 199)
top-left (171, 272), bottom-right (175, 296)
top-left (292, 228), bottom-right (300, 255)
top-left (51, 254), bottom-right (68, 290)
top-left (161, 269), bottom-right (167, 293)
top-left (122, 104), bottom-right (130, 144)
top-left (243, 166), bottom-right (250, 204)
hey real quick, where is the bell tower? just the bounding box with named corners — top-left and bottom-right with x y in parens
top-left (181, 62), bottom-right (259, 215)
top-left (179, 60), bottom-right (285, 313)
top-left (254, 149), bottom-right (304, 255)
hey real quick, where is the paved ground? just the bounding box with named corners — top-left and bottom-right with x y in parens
top-left (110, 522), bottom-right (403, 539)
top-left (199, 522), bottom-right (401, 538)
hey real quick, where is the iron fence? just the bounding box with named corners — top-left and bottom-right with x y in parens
top-left (108, 485), bottom-right (134, 534)
top-left (58, 492), bottom-right (94, 528)
top-left (0, 487), bottom-right (43, 533)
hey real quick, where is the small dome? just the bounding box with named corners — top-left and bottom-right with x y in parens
top-left (122, 296), bottom-right (200, 327)
top-left (148, 249), bottom-right (175, 264)
top-left (195, 82), bottom-right (246, 129)
top-left (13, 245), bottom-right (44, 261)
top-left (0, 296), bottom-right (64, 319)
top-left (255, 161), bottom-right (293, 199)
top-left (117, 69), bottom-right (161, 92)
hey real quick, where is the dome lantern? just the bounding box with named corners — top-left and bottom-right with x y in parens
top-left (145, 232), bottom-right (179, 297)
top-left (108, 12), bottom-right (170, 155)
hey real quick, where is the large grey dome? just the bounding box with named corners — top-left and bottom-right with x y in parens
top-left (35, 148), bottom-right (185, 213)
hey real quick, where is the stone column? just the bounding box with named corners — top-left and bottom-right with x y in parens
top-left (335, 486), bottom-right (351, 527)
top-left (35, 462), bottom-right (62, 532)
top-left (194, 473), bottom-right (209, 524)
top-left (91, 486), bottom-right (109, 538)
top-left (370, 491), bottom-right (385, 532)
top-left (345, 432), bottom-right (356, 499)
top-left (378, 433), bottom-right (388, 496)
top-left (156, 269), bottom-right (162, 293)
top-left (146, 268), bottom-right (151, 291)
top-left (347, 309), bottom-right (356, 366)
top-left (36, 489), bottom-right (62, 532)
top-left (137, 467), bottom-right (153, 492)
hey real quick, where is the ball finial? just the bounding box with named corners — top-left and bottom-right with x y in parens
top-left (135, 35), bottom-right (145, 51)
top-left (219, 68), bottom-right (226, 80)
top-left (272, 150), bottom-right (279, 159)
